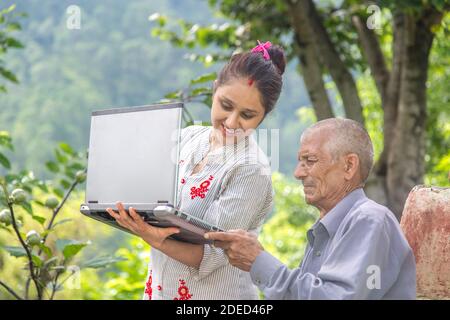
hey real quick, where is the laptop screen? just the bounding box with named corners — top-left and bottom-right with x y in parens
top-left (85, 103), bottom-right (183, 206)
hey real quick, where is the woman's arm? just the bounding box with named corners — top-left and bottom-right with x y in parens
top-left (156, 238), bottom-right (204, 269)
top-left (106, 202), bottom-right (204, 269)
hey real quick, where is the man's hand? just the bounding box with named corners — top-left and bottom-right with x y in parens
top-left (204, 229), bottom-right (264, 272)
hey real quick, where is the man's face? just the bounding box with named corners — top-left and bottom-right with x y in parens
top-left (293, 129), bottom-right (346, 209)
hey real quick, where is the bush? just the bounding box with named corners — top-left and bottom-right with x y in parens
top-left (0, 131), bottom-right (124, 300)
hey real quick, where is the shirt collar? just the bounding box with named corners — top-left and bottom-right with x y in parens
top-left (319, 188), bottom-right (367, 238)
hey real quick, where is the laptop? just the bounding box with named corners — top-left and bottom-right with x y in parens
top-left (80, 102), bottom-right (223, 244)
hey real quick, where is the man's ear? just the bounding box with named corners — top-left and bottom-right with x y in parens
top-left (343, 153), bottom-right (360, 181)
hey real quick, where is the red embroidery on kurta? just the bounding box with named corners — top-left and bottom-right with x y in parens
top-left (190, 176), bottom-right (214, 199)
top-left (181, 178), bottom-right (186, 184)
top-left (145, 272), bottom-right (163, 299)
top-left (173, 279), bottom-right (192, 300)
top-left (145, 272), bottom-right (153, 300)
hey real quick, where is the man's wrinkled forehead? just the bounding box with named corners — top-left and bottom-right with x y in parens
top-left (299, 126), bottom-right (334, 154)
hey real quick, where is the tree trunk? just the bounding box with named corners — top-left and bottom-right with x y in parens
top-left (366, 12), bottom-right (406, 208)
top-left (298, 0), bottom-right (365, 124)
top-left (352, 9), bottom-right (442, 219)
top-left (286, 1), bottom-right (334, 120)
top-left (386, 11), bottom-right (441, 219)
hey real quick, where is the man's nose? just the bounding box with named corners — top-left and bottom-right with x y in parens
top-left (294, 162), bottom-right (307, 180)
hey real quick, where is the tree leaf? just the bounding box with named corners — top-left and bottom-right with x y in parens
top-left (5, 37), bottom-right (24, 48)
top-left (68, 162), bottom-right (85, 171)
top-left (36, 181), bottom-right (49, 193)
top-left (64, 168), bottom-right (76, 180)
top-left (54, 149), bottom-right (68, 164)
top-left (60, 179), bottom-right (71, 189)
top-left (0, 4), bottom-right (16, 15)
top-left (0, 66), bottom-right (18, 83)
top-left (52, 218), bottom-right (73, 228)
top-left (0, 224), bottom-right (12, 233)
top-left (164, 90), bottom-right (182, 99)
top-left (56, 239), bottom-right (90, 260)
top-left (59, 142), bottom-right (75, 155)
top-left (39, 243), bottom-right (53, 258)
top-left (20, 202), bottom-right (33, 215)
top-left (190, 72), bottom-right (217, 85)
top-left (0, 131), bottom-right (14, 150)
top-left (191, 87), bottom-right (211, 96)
top-left (0, 152), bottom-right (11, 169)
top-left (31, 214), bottom-right (46, 225)
top-left (2, 245), bottom-right (26, 257)
top-left (32, 254), bottom-right (43, 267)
top-left (80, 255), bottom-right (127, 269)
top-left (53, 188), bottom-right (64, 198)
top-left (45, 161), bottom-right (59, 173)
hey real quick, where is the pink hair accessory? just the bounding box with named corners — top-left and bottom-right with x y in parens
top-left (251, 40), bottom-right (272, 60)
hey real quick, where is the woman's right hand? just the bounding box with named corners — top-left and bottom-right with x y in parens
top-left (106, 202), bottom-right (180, 250)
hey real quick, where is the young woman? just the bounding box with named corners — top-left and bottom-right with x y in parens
top-left (107, 41), bottom-right (286, 299)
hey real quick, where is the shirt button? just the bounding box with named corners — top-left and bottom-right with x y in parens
top-left (315, 251), bottom-right (321, 257)
top-left (255, 279), bottom-right (261, 285)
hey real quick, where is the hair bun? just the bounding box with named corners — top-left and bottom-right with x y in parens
top-left (268, 45), bottom-right (286, 76)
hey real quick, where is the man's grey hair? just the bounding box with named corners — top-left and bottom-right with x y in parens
top-left (301, 118), bottom-right (374, 183)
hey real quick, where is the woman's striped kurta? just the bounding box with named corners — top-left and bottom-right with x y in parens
top-left (143, 125), bottom-right (273, 300)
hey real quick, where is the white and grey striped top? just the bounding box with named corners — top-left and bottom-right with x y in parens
top-left (143, 125), bottom-right (273, 300)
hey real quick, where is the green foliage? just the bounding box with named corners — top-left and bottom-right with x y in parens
top-left (0, 4), bottom-right (24, 92)
top-left (425, 12), bottom-right (450, 186)
top-left (0, 131), bottom-right (123, 300)
top-left (0, 0), bottom-right (221, 177)
top-left (80, 237), bottom-right (149, 300)
top-left (260, 172), bottom-right (318, 269)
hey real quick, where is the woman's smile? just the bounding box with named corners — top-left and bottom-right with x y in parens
top-left (221, 123), bottom-right (244, 138)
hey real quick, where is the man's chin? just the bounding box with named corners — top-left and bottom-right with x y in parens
top-left (303, 193), bottom-right (316, 205)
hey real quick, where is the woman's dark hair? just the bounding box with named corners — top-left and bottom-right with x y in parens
top-left (215, 44), bottom-right (286, 115)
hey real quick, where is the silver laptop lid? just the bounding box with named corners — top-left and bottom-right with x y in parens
top-left (85, 103), bottom-right (183, 206)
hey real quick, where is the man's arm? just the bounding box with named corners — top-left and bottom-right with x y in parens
top-left (206, 212), bottom-right (402, 300)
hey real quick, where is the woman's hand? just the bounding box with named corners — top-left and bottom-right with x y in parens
top-left (106, 202), bottom-right (180, 250)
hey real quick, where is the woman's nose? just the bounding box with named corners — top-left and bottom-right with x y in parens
top-left (225, 111), bottom-right (240, 129)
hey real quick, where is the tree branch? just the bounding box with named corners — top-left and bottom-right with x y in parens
top-left (43, 178), bottom-right (80, 242)
top-left (0, 280), bottom-right (24, 300)
top-left (0, 183), bottom-right (43, 299)
top-left (352, 15), bottom-right (390, 103)
top-left (374, 11), bottom-right (405, 177)
top-left (297, 0), bottom-right (365, 124)
top-left (286, 0), bottom-right (334, 120)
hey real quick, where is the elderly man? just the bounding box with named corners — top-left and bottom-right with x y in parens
top-left (205, 118), bottom-right (416, 299)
